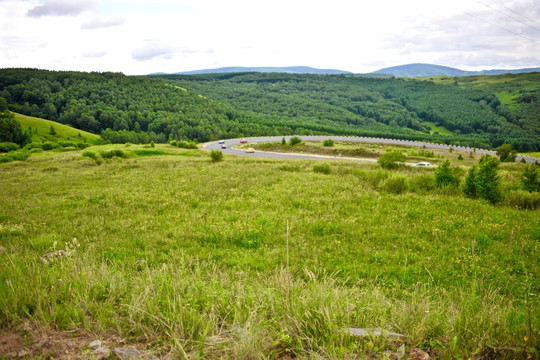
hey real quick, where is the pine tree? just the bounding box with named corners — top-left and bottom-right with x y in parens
top-left (476, 155), bottom-right (501, 203)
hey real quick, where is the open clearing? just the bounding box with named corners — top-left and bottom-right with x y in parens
top-left (0, 145), bottom-right (538, 359)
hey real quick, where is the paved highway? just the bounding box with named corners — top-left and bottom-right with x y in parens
top-left (204, 136), bottom-right (538, 163)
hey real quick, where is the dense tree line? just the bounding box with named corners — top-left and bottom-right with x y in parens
top-left (0, 69), bottom-right (290, 143)
top-left (0, 69), bottom-right (538, 150)
top-left (160, 73), bottom-right (539, 150)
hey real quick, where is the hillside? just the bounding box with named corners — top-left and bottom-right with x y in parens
top-left (1, 68), bottom-right (539, 151)
top-left (156, 72), bottom-right (540, 151)
top-left (372, 63), bottom-right (540, 77)
top-left (172, 66), bottom-right (353, 75)
top-left (14, 112), bottom-right (101, 145)
top-left (0, 68), bottom-right (288, 144)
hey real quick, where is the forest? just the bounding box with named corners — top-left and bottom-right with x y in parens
top-left (0, 68), bottom-right (538, 150)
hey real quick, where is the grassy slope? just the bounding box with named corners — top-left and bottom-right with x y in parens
top-left (0, 147), bottom-right (538, 359)
top-left (14, 112), bottom-right (102, 145)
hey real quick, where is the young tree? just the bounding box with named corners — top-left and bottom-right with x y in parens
top-left (49, 125), bottom-right (56, 135)
top-left (476, 155), bottom-right (502, 203)
top-left (462, 165), bottom-right (478, 198)
top-left (0, 111), bottom-right (30, 146)
top-left (496, 144), bottom-right (516, 162)
top-left (435, 160), bottom-right (459, 188)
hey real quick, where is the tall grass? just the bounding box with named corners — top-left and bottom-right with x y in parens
top-left (0, 153), bottom-right (538, 358)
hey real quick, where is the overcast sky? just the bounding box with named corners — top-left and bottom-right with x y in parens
top-left (1, 0), bottom-right (539, 74)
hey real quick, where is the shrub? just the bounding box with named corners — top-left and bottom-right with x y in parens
top-left (520, 164), bottom-right (540, 192)
top-left (41, 142), bottom-right (60, 151)
top-left (209, 150), bottom-right (223, 162)
top-left (176, 141), bottom-right (198, 149)
top-left (313, 163), bottom-right (331, 174)
top-left (381, 175), bottom-right (408, 194)
top-left (496, 144), bottom-right (517, 162)
top-left (323, 139), bottom-right (334, 147)
top-left (150, 141), bottom-right (155, 148)
top-left (0, 150), bottom-right (30, 163)
top-left (409, 174), bottom-right (435, 192)
top-left (29, 148), bottom-right (43, 153)
top-left (457, 154), bottom-right (463, 160)
top-left (59, 141), bottom-right (77, 148)
top-left (505, 190), bottom-right (540, 210)
top-left (435, 160), bottom-right (459, 188)
top-left (0, 142), bottom-right (19, 153)
top-left (281, 137), bottom-right (286, 145)
top-left (289, 136), bottom-right (302, 146)
top-left (77, 143), bottom-right (89, 149)
top-left (377, 150), bottom-right (406, 169)
top-left (100, 149), bottom-right (129, 159)
top-left (82, 151), bottom-right (96, 159)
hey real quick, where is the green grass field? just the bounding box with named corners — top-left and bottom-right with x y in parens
top-left (0, 145), bottom-right (538, 359)
top-left (14, 112), bottom-right (102, 145)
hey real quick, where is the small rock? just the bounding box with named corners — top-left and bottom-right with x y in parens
top-left (114, 347), bottom-right (141, 359)
top-left (0, 245), bottom-right (6, 253)
top-left (35, 339), bottom-right (49, 348)
top-left (89, 340), bottom-right (102, 350)
top-left (342, 327), bottom-right (406, 340)
top-left (66, 341), bottom-right (73, 348)
top-left (93, 346), bottom-right (111, 359)
top-left (17, 350), bottom-right (28, 357)
top-left (409, 348), bottom-right (431, 360)
top-left (40, 250), bottom-right (69, 263)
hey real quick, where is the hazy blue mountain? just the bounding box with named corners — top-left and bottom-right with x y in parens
top-left (372, 63), bottom-right (540, 77)
top-left (174, 66), bottom-right (353, 75)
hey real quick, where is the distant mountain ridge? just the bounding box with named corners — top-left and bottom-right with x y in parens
top-left (172, 66), bottom-right (353, 75)
top-left (372, 63), bottom-right (540, 77)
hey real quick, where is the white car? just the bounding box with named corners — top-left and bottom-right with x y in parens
top-left (218, 140), bottom-right (225, 144)
top-left (413, 162), bottom-right (431, 167)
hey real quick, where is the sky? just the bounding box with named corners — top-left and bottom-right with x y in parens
top-left (0, 0), bottom-right (539, 75)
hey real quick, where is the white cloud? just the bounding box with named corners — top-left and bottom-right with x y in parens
top-left (0, 0), bottom-right (537, 74)
top-left (27, 0), bottom-right (99, 18)
top-left (81, 17), bottom-right (125, 29)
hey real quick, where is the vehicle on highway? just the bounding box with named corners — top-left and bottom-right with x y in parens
top-left (240, 138), bottom-right (248, 143)
top-left (413, 162), bottom-right (431, 167)
top-left (218, 140), bottom-right (225, 144)
top-left (221, 144), bottom-right (227, 149)
top-left (245, 148), bottom-right (255, 153)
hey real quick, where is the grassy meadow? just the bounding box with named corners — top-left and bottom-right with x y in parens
top-left (0, 144), bottom-right (539, 359)
top-left (15, 112), bottom-right (102, 145)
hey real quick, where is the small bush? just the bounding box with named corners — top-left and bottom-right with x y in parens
top-left (289, 136), bottom-right (302, 146)
top-left (279, 164), bottom-right (301, 172)
top-left (435, 160), bottom-right (459, 188)
top-left (209, 150), bottom-right (223, 162)
top-left (176, 141), bottom-right (198, 149)
top-left (150, 141), bottom-right (155, 148)
top-left (0, 142), bottom-right (19, 153)
top-left (41, 142), bottom-right (60, 151)
top-left (59, 141), bottom-right (77, 148)
top-left (323, 139), bottom-right (334, 147)
top-left (82, 151), bottom-right (96, 159)
top-left (381, 175), bottom-right (408, 194)
top-left (100, 149), bottom-right (129, 159)
top-left (313, 163), bottom-right (331, 174)
top-left (410, 174), bottom-right (435, 192)
top-left (378, 150), bottom-right (406, 169)
top-left (0, 150), bottom-right (30, 163)
top-left (29, 148), bottom-right (43, 153)
top-left (505, 190), bottom-right (540, 210)
top-left (77, 143), bottom-right (89, 149)
top-left (125, 143), bottom-right (131, 147)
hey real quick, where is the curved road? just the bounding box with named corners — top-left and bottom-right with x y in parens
top-left (204, 136), bottom-right (538, 163)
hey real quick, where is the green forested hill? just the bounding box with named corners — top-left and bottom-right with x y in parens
top-left (158, 72), bottom-right (540, 151)
top-left (0, 69), bottom-right (538, 150)
top-left (0, 68), bottom-right (293, 143)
